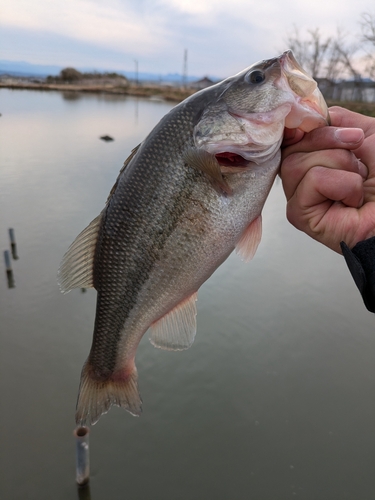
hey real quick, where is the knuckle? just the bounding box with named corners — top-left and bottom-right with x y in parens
top-left (281, 152), bottom-right (306, 172)
top-left (334, 148), bottom-right (355, 164)
top-left (286, 201), bottom-right (304, 230)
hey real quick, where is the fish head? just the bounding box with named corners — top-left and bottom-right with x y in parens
top-left (194, 50), bottom-right (329, 165)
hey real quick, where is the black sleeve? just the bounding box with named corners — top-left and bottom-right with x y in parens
top-left (340, 237), bottom-right (375, 313)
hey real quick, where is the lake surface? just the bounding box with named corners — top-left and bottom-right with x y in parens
top-left (1, 88), bottom-right (375, 500)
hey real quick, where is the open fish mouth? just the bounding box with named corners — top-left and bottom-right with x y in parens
top-left (215, 150), bottom-right (276, 174)
top-left (279, 50), bottom-right (330, 129)
top-left (215, 151), bottom-right (249, 168)
top-left (194, 50), bottom-right (330, 168)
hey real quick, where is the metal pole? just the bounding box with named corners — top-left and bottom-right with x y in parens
top-left (9, 228), bottom-right (18, 259)
top-left (3, 250), bottom-right (15, 288)
top-left (4, 250), bottom-right (12, 272)
top-left (74, 426), bottom-right (90, 485)
top-left (182, 48), bottom-right (188, 88)
top-left (134, 59), bottom-right (139, 86)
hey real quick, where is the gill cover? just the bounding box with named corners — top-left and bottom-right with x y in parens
top-left (193, 50), bottom-right (329, 163)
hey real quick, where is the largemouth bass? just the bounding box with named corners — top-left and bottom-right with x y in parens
top-left (59, 51), bottom-right (329, 426)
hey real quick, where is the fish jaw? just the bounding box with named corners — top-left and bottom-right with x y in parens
top-left (278, 50), bottom-right (330, 131)
top-left (193, 50), bottom-right (329, 166)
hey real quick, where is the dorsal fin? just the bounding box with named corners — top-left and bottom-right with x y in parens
top-left (149, 292), bottom-right (198, 351)
top-left (183, 148), bottom-right (232, 195)
top-left (106, 144), bottom-right (141, 203)
top-left (58, 144), bottom-right (140, 294)
top-left (58, 212), bottom-right (103, 293)
top-left (235, 215), bottom-right (262, 262)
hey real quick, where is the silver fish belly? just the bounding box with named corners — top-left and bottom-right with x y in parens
top-left (59, 50), bottom-right (329, 425)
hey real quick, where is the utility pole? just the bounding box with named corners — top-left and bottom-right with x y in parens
top-left (134, 59), bottom-right (139, 86)
top-left (182, 49), bottom-right (188, 88)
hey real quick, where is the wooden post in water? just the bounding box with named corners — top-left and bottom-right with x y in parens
top-left (4, 250), bottom-right (12, 272)
top-left (74, 426), bottom-right (90, 485)
top-left (8, 228), bottom-right (18, 260)
top-left (3, 250), bottom-right (15, 288)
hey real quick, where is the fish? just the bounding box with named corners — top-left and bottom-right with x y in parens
top-left (59, 50), bottom-right (329, 426)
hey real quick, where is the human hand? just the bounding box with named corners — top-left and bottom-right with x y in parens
top-left (280, 106), bottom-right (375, 253)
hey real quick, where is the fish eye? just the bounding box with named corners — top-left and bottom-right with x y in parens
top-left (246, 70), bottom-right (266, 84)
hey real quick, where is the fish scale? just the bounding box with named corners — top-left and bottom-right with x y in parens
top-left (89, 108), bottom-right (201, 377)
top-left (58, 50), bottom-right (329, 425)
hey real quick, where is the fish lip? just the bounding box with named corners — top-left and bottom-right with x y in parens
top-left (279, 50), bottom-right (305, 74)
top-left (279, 49), bottom-right (330, 126)
top-left (279, 50), bottom-right (318, 97)
top-left (199, 103), bottom-right (289, 165)
top-left (228, 103), bottom-right (292, 125)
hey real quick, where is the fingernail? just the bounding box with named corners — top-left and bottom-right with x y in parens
top-left (335, 128), bottom-right (364, 143)
top-left (357, 160), bottom-right (368, 179)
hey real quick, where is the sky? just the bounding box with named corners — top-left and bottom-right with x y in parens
top-left (1, 0), bottom-right (374, 78)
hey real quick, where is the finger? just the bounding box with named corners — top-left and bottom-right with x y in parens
top-left (329, 106), bottom-right (375, 136)
top-left (289, 167), bottom-right (364, 213)
top-left (281, 125), bottom-right (364, 161)
top-left (286, 168), bottom-right (365, 253)
top-left (281, 148), bottom-right (366, 201)
top-left (282, 127), bottom-right (305, 147)
top-left (329, 108), bottom-right (375, 175)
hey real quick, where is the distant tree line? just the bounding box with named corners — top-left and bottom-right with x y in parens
top-left (46, 67), bottom-right (128, 84)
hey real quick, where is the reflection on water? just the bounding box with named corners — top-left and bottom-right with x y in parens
top-left (1, 89), bottom-right (375, 500)
top-left (3, 251), bottom-right (15, 288)
top-left (62, 91), bottom-right (82, 102)
top-left (3, 228), bottom-right (18, 288)
top-left (77, 484), bottom-right (92, 500)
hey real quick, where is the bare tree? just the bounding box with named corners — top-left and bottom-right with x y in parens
top-left (360, 12), bottom-right (375, 78)
top-left (284, 26), bottom-right (360, 80)
top-left (308, 28), bottom-right (332, 79)
top-left (331, 29), bottom-right (360, 80)
top-left (361, 12), bottom-right (375, 45)
top-left (324, 39), bottom-right (342, 81)
top-left (285, 26), bottom-right (331, 79)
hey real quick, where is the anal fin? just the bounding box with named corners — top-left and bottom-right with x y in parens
top-left (149, 292), bottom-right (198, 351)
top-left (235, 215), bottom-right (262, 262)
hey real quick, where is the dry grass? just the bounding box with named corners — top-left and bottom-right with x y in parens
top-left (327, 100), bottom-right (375, 117)
top-left (0, 80), bottom-right (196, 102)
top-left (125, 84), bottom-right (195, 102)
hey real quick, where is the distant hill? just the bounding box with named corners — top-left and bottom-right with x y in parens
top-left (0, 59), bottom-right (218, 84)
top-left (0, 60), bottom-right (63, 77)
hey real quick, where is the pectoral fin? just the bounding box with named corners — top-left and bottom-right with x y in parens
top-left (235, 215), bottom-right (262, 262)
top-left (149, 292), bottom-right (198, 350)
top-left (183, 148), bottom-right (232, 195)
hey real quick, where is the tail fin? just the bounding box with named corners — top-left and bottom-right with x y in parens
top-left (75, 362), bottom-right (142, 426)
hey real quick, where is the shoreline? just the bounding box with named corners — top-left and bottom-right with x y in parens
top-left (1, 82), bottom-right (375, 115)
top-left (0, 81), bottom-right (197, 102)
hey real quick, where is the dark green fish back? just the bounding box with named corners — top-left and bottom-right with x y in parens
top-left (89, 98), bottom-right (206, 377)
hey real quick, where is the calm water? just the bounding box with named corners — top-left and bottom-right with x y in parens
top-left (1, 89), bottom-right (375, 500)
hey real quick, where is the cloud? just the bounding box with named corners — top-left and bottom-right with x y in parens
top-left (2, 0), bottom-right (164, 54)
top-left (1, 0), bottom-right (374, 77)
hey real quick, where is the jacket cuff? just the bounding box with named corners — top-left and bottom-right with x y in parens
top-left (340, 237), bottom-right (375, 313)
